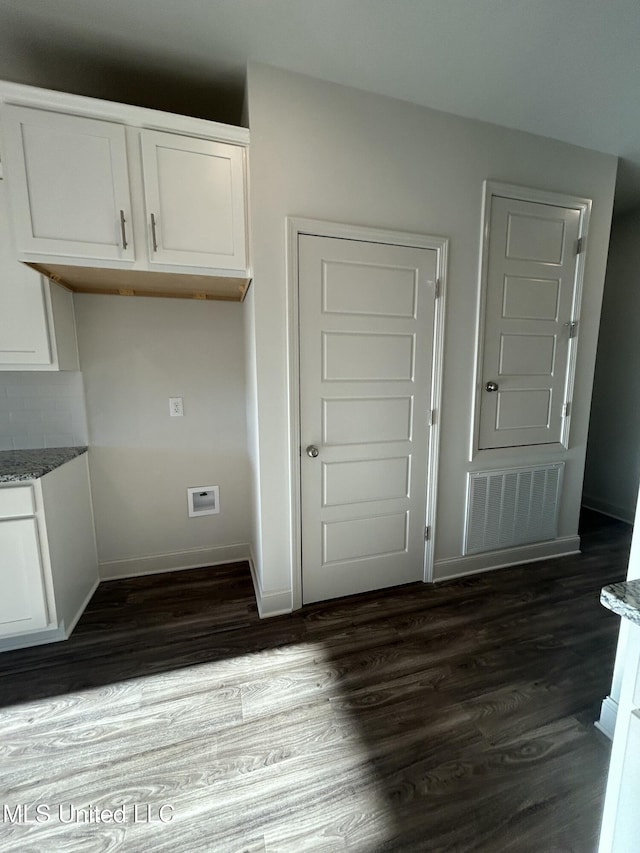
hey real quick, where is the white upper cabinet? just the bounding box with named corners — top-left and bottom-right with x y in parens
top-left (0, 84), bottom-right (249, 298)
top-left (141, 130), bottom-right (246, 271)
top-left (0, 177), bottom-right (51, 365)
top-left (0, 177), bottom-right (79, 370)
top-left (2, 105), bottom-right (134, 263)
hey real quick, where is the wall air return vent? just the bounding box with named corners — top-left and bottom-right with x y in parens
top-left (464, 463), bottom-right (564, 555)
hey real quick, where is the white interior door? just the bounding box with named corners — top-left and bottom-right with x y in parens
top-left (479, 196), bottom-right (581, 449)
top-left (299, 234), bottom-right (437, 604)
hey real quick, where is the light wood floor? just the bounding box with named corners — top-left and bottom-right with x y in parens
top-left (0, 511), bottom-right (631, 852)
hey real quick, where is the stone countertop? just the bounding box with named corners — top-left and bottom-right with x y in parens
top-left (0, 447), bottom-right (88, 482)
top-left (601, 579), bottom-right (640, 628)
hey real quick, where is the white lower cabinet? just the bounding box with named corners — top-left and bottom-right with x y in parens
top-left (599, 623), bottom-right (640, 852)
top-left (0, 454), bottom-right (98, 650)
top-left (0, 516), bottom-right (49, 635)
top-left (610, 710), bottom-right (640, 851)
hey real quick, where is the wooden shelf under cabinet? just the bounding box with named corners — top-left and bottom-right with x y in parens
top-left (29, 263), bottom-right (252, 302)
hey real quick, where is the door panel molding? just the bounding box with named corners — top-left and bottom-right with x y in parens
top-left (470, 181), bottom-right (591, 460)
top-left (286, 218), bottom-right (448, 610)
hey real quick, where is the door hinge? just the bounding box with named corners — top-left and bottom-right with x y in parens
top-left (564, 320), bottom-right (579, 338)
top-left (563, 401), bottom-right (571, 418)
top-left (428, 408), bottom-right (436, 427)
top-left (424, 526), bottom-right (431, 541)
top-left (576, 236), bottom-right (584, 254)
top-left (434, 278), bottom-right (441, 299)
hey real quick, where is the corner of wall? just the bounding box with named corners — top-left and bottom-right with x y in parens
top-left (247, 545), bottom-right (292, 619)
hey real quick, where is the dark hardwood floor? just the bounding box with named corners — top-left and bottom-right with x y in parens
top-left (0, 510), bottom-right (632, 852)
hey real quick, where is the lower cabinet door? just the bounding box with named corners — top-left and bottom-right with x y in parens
top-left (0, 517), bottom-right (49, 636)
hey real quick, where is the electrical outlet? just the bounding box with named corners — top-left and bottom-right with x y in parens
top-left (169, 397), bottom-right (184, 417)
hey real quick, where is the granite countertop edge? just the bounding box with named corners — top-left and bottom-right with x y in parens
top-left (601, 579), bottom-right (640, 628)
top-left (0, 447), bottom-right (88, 482)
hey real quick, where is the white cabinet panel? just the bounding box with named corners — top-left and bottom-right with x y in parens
top-left (0, 178), bottom-right (78, 370)
top-left (141, 130), bottom-right (247, 270)
top-left (0, 178), bottom-right (51, 365)
top-left (0, 517), bottom-right (48, 636)
top-left (2, 105), bottom-right (134, 262)
top-left (0, 485), bottom-right (34, 519)
top-left (611, 710), bottom-right (640, 852)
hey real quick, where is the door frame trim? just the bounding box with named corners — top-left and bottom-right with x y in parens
top-left (469, 181), bottom-right (592, 461)
top-left (286, 217), bottom-right (448, 609)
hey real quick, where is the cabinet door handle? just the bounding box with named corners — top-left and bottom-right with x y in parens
top-left (119, 210), bottom-right (128, 250)
top-left (150, 213), bottom-right (159, 253)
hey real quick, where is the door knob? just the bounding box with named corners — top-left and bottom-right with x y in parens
top-left (306, 445), bottom-right (320, 458)
top-left (485, 381), bottom-right (499, 392)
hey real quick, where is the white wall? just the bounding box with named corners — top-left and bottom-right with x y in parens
top-left (583, 208), bottom-right (640, 523)
top-left (0, 371), bottom-right (88, 450)
top-left (243, 283), bottom-right (263, 585)
top-left (246, 63), bottom-right (617, 608)
top-left (74, 294), bottom-right (250, 578)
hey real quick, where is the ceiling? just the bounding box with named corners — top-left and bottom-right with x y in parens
top-left (0, 0), bottom-right (639, 214)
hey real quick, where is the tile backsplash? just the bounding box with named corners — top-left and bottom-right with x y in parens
top-left (0, 372), bottom-right (89, 450)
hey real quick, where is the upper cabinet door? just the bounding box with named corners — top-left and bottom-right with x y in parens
top-left (140, 130), bottom-right (247, 270)
top-left (1, 105), bottom-right (134, 263)
top-left (0, 178), bottom-right (51, 366)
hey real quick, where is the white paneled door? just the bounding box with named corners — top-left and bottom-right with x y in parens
top-left (479, 196), bottom-right (582, 449)
top-left (299, 235), bottom-right (438, 604)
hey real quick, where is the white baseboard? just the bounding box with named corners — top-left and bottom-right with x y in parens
top-left (99, 543), bottom-right (250, 580)
top-left (433, 535), bottom-right (581, 582)
top-left (582, 495), bottom-right (634, 525)
top-left (594, 695), bottom-right (618, 741)
top-left (247, 551), bottom-right (292, 619)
